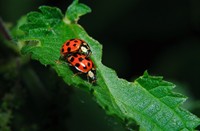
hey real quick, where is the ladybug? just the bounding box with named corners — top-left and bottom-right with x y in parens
top-left (67, 53), bottom-right (96, 83)
top-left (60, 38), bottom-right (91, 58)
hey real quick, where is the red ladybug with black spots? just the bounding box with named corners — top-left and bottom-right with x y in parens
top-left (60, 38), bottom-right (91, 58)
top-left (67, 53), bottom-right (96, 83)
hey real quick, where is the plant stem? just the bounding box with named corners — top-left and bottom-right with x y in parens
top-left (0, 17), bottom-right (12, 41)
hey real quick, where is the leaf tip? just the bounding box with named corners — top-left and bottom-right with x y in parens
top-left (143, 70), bottom-right (149, 77)
top-left (65, 0), bottom-right (91, 23)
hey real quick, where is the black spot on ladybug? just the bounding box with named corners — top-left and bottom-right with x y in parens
top-left (74, 40), bottom-right (78, 42)
top-left (61, 48), bottom-right (64, 52)
top-left (75, 63), bottom-right (80, 67)
top-left (85, 57), bottom-right (90, 61)
top-left (73, 54), bottom-right (78, 57)
top-left (73, 44), bottom-right (77, 47)
top-left (66, 42), bottom-right (70, 46)
top-left (70, 57), bottom-right (74, 62)
top-left (78, 57), bottom-right (84, 62)
top-left (83, 66), bottom-right (87, 69)
top-left (87, 62), bottom-right (91, 67)
top-left (67, 47), bottom-right (71, 52)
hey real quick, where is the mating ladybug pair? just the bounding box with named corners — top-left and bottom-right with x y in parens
top-left (60, 38), bottom-right (96, 83)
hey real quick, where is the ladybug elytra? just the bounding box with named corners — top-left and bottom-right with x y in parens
top-left (67, 53), bottom-right (96, 83)
top-left (60, 38), bottom-right (91, 58)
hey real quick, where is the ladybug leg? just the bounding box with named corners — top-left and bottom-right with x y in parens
top-left (86, 74), bottom-right (90, 83)
top-left (86, 51), bottom-right (92, 58)
top-left (55, 59), bottom-right (71, 66)
top-left (59, 55), bottom-right (65, 61)
top-left (59, 56), bottom-right (63, 60)
top-left (55, 54), bottom-right (67, 64)
top-left (55, 60), bottom-right (61, 64)
top-left (91, 79), bottom-right (96, 84)
top-left (67, 63), bottom-right (72, 66)
top-left (55, 58), bottom-right (64, 64)
top-left (72, 71), bottom-right (83, 77)
top-left (55, 60), bottom-right (72, 67)
top-left (86, 74), bottom-right (96, 84)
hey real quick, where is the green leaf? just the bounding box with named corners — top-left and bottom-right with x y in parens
top-left (15, 1), bottom-right (200, 130)
top-left (65, 0), bottom-right (91, 23)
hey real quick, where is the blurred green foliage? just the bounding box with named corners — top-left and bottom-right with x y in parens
top-left (1, 0), bottom-right (200, 130)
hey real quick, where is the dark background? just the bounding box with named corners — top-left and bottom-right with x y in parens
top-left (0, 0), bottom-right (200, 130)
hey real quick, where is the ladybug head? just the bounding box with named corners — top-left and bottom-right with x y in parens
top-left (87, 67), bottom-right (96, 83)
top-left (79, 46), bottom-right (91, 57)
